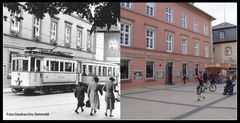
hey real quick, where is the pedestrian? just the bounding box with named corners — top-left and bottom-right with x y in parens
top-left (103, 77), bottom-right (119, 117)
top-left (183, 74), bottom-right (186, 84)
top-left (74, 82), bottom-right (87, 113)
top-left (87, 76), bottom-right (103, 116)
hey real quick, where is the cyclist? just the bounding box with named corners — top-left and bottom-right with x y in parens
top-left (196, 71), bottom-right (205, 101)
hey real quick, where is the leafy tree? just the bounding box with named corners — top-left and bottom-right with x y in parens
top-left (3, 2), bottom-right (120, 33)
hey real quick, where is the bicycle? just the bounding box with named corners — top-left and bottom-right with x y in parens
top-left (201, 81), bottom-right (217, 92)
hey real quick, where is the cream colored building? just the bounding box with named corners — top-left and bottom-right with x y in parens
top-left (212, 22), bottom-right (237, 73)
top-left (3, 7), bottom-right (96, 87)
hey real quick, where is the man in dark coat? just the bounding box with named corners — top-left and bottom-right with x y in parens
top-left (74, 82), bottom-right (87, 113)
top-left (202, 71), bottom-right (208, 83)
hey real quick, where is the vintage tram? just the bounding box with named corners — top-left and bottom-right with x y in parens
top-left (10, 47), bottom-right (119, 95)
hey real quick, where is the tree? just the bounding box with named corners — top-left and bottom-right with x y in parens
top-left (3, 2), bottom-right (120, 33)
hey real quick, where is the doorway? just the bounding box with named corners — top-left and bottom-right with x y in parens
top-left (165, 62), bottom-right (173, 85)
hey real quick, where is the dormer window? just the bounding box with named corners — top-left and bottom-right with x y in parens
top-left (219, 31), bottom-right (225, 39)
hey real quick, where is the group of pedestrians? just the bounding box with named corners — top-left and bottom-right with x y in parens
top-left (74, 76), bottom-right (119, 117)
top-left (196, 71), bottom-right (236, 101)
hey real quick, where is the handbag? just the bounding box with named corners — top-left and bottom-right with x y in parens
top-left (85, 99), bottom-right (91, 107)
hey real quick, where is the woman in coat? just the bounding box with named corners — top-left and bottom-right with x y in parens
top-left (87, 76), bottom-right (103, 116)
top-left (103, 77), bottom-right (118, 117)
top-left (74, 82), bottom-right (87, 113)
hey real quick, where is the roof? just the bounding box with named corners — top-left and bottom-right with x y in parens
top-left (212, 22), bottom-right (237, 30)
top-left (183, 3), bottom-right (216, 21)
top-left (212, 22), bottom-right (237, 43)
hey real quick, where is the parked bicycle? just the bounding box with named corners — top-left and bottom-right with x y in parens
top-left (201, 81), bottom-right (217, 92)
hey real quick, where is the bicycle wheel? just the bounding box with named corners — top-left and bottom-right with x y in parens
top-left (209, 84), bottom-right (217, 92)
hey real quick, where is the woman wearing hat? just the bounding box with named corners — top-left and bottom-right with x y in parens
top-left (103, 77), bottom-right (119, 117)
top-left (87, 76), bottom-right (102, 116)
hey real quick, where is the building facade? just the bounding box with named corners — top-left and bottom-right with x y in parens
top-left (2, 6), bottom-right (102, 88)
top-left (212, 22), bottom-right (237, 73)
top-left (120, 2), bottom-right (215, 89)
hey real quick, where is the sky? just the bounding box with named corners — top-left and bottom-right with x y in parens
top-left (194, 2), bottom-right (237, 26)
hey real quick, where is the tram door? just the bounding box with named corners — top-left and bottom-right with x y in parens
top-left (77, 61), bottom-right (82, 83)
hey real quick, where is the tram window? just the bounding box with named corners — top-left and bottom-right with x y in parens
top-left (36, 60), bottom-right (40, 72)
top-left (16, 60), bottom-right (19, 71)
top-left (73, 63), bottom-right (75, 72)
top-left (65, 62), bottom-right (72, 72)
top-left (60, 62), bottom-right (64, 71)
top-left (94, 66), bottom-right (97, 75)
top-left (12, 60), bottom-right (16, 71)
top-left (30, 57), bottom-right (35, 71)
top-left (113, 67), bottom-right (115, 76)
top-left (98, 66), bottom-right (101, 76)
top-left (22, 60), bottom-right (28, 71)
top-left (103, 67), bottom-right (107, 76)
top-left (83, 65), bottom-right (86, 75)
top-left (108, 67), bottom-right (112, 76)
top-left (46, 60), bottom-right (49, 71)
top-left (51, 61), bottom-right (59, 71)
top-left (88, 65), bottom-right (93, 75)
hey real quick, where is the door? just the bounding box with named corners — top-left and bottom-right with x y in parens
top-left (77, 61), bottom-right (82, 83)
top-left (166, 62), bottom-right (173, 85)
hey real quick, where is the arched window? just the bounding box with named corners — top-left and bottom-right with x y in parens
top-left (225, 46), bottom-right (232, 56)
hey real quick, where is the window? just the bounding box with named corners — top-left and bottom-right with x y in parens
top-left (103, 67), bottom-right (107, 76)
top-left (108, 67), bottom-right (112, 76)
top-left (65, 26), bottom-right (71, 45)
top-left (9, 52), bottom-right (18, 68)
top-left (146, 61), bottom-right (154, 79)
top-left (194, 41), bottom-right (199, 56)
top-left (203, 23), bottom-right (208, 36)
top-left (60, 62), bottom-right (64, 71)
top-left (205, 42), bottom-right (209, 57)
top-left (50, 21), bottom-right (57, 41)
top-left (82, 65), bottom-right (86, 75)
top-left (46, 60), bottom-right (49, 71)
top-left (121, 2), bottom-right (132, 8)
top-left (88, 65), bottom-right (93, 75)
top-left (165, 7), bottom-right (173, 23)
top-left (113, 67), bottom-right (115, 76)
top-left (22, 60), bottom-right (28, 71)
top-left (76, 28), bottom-right (82, 48)
top-left (33, 17), bottom-right (41, 38)
top-left (146, 29), bottom-right (155, 49)
top-left (193, 18), bottom-right (198, 32)
top-left (181, 13), bottom-right (187, 28)
top-left (225, 46), bottom-right (232, 56)
top-left (146, 3), bottom-right (154, 16)
top-left (65, 62), bottom-right (72, 72)
top-left (195, 64), bottom-right (199, 76)
top-left (219, 31), bottom-right (225, 39)
top-left (121, 59), bottom-right (129, 80)
top-left (181, 37), bottom-right (188, 54)
top-left (30, 57), bottom-right (35, 72)
top-left (182, 63), bottom-right (188, 77)
top-left (120, 23), bottom-right (131, 46)
top-left (87, 31), bottom-right (92, 51)
top-left (51, 61), bottom-right (59, 71)
top-left (10, 12), bottom-right (21, 34)
top-left (98, 66), bottom-right (101, 76)
top-left (166, 33), bottom-right (173, 52)
top-left (36, 60), bottom-right (40, 72)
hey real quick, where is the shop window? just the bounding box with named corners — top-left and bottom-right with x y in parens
top-left (146, 61), bottom-right (154, 79)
